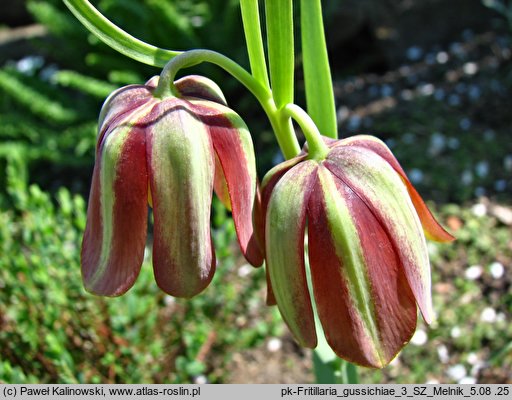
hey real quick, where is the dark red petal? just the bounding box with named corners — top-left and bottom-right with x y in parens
top-left (339, 135), bottom-right (454, 242)
top-left (308, 167), bottom-right (417, 367)
top-left (326, 146), bottom-right (434, 324)
top-left (265, 265), bottom-right (277, 306)
top-left (205, 108), bottom-right (263, 266)
top-left (81, 122), bottom-right (148, 296)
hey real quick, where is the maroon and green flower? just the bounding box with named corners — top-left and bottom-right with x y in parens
top-left (82, 75), bottom-right (262, 299)
top-left (258, 135), bottom-right (454, 368)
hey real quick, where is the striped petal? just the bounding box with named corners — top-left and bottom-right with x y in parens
top-left (194, 100), bottom-right (263, 266)
top-left (341, 135), bottom-right (454, 242)
top-left (308, 166), bottom-right (417, 368)
top-left (146, 100), bottom-right (215, 298)
top-left (175, 75), bottom-right (227, 105)
top-left (265, 160), bottom-right (318, 348)
top-left (326, 146), bottom-right (434, 324)
top-left (258, 155), bottom-right (307, 251)
top-left (81, 106), bottom-right (150, 296)
top-left (97, 85), bottom-right (154, 145)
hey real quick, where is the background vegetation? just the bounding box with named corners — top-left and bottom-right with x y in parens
top-left (0, 0), bottom-right (510, 383)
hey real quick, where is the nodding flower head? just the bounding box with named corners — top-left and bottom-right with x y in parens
top-left (82, 75), bottom-right (263, 299)
top-left (258, 135), bottom-right (454, 368)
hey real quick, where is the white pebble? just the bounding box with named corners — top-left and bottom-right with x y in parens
top-left (237, 263), bottom-right (253, 278)
top-left (194, 375), bottom-right (208, 384)
top-left (480, 307), bottom-right (497, 323)
top-left (410, 329), bottom-right (428, 345)
top-left (471, 203), bottom-right (487, 217)
top-left (496, 312), bottom-right (506, 323)
top-left (164, 295), bottom-right (175, 306)
top-left (436, 51), bottom-right (449, 64)
top-left (489, 262), bottom-right (504, 279)
top-left (447, 364), bottom-right (467, 381)
top-left (465, 265), bottom-right (483, 280)
top-left (459, 377), bottom-right (476, 384)
top-left (419, 83), bottom-right (435, 96)
top-left (467, 352), bottom-right (479, 365)
top-left (390, 355), bottom-right (401, 366)
top-left (437, 344), bottom-right (450, 363)
top-left (450, 326), bottom-right (461, 338)
top-left (463, 62), bottom-right (478, 75)
top-left (267, 337), bottom-right (282, 352)
top-left (337, 106), bottom-right (350, 123)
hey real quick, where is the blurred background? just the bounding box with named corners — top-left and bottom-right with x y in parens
top-left (0, 0), bottom-right (510, 383)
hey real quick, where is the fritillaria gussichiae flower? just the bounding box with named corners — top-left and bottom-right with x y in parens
top-left (82, 75), bottom-right (262, 298)
top-left (259, 135), bottom-right (454, 368)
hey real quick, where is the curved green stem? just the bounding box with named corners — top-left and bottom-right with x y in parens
top-left (62, 0), bottom-right (180, 67)
top-left (63, 0), bottom-right (301, 159)
top-left (283, 104), bottom-right (328, 160)
top-left (153, 50), bottom-right (300, 159)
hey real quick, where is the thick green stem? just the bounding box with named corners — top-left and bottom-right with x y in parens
top-left (63, 0), bottom-right (180, 67)
top-left (283, 104), bottom-right (328, 160)
top-left (240, 0), bottom-right (270, 90)
top-left (265, 0), bottom-right (294, 109)
top-left (300, 0), bottom-right (337, 138)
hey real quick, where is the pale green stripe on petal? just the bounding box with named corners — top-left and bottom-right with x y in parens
top-left (89, 103), bottom-right (154, 288)
top-left (266, 160), bottom-right (318, 348)
top-left (316, 166), bottom-right (384, 366)
top-left (149, 102), bottom-right (215, 297)
top-left (327, 147), bottom-right (433, 323)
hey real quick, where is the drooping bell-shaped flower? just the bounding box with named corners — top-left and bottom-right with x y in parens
top-left (82, 75), bottom-right (263, 299)
top-left (259, 135), bottom-right (454, 368)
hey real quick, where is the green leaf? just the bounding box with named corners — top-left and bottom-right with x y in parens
top-left (240, 0), bottom-right (270, 89)
top-left (62, 0), bottom-right (180, 67)
top-left (300, 0), bottom-right (337, 138)
top-left (264, 0), bottom-right (294, 108)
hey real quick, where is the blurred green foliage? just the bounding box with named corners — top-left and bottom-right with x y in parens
top-left (0, 153), bottom-right (281, 383)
